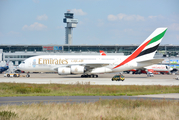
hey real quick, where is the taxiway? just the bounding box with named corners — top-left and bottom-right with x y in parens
top-left (0, 73), bottom-right (179, 85)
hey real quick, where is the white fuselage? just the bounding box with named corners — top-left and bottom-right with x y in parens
top-left (18, 55), bottom-right (155, 74)
top-left (145, 64), bottom-right (173, 72)
top-left (18, 28), bottom-right (168, 75)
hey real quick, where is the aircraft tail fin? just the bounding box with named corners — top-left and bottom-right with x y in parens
top-left (99, 50), bottom-right (106, 56)
top-left (134, 27), bottom-right (167, 60)
top-left (113, 28), bottom-right (167, 69)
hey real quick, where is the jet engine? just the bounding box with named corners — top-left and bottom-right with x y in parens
top-left (58, 67), bottom-right (71, 75)
top-left (58, 66), bottom-right (85, 75)
top-left (71, 65), bottom-right (85, 74)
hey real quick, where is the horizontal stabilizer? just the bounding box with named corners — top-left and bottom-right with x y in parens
top-left (137, 59), bottom-right (164, 64)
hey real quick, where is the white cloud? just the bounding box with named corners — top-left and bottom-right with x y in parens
top-left (7, 31), bottom-right (21, 36)
top-left (148, 16), bottom-right (157, 19)
top-left (148, 15), bottom-right (165, 20)
top-left (169, 23), bottom-right (179, 31)
top-left (22, 22), bottom-right (47, 31)
top-left (108, 13), bottom-right (145, 21)
top-left (37, 14), bottom-right (48, 20)
top-left (107, 15), bottom-right (118, 21)
top-left (71, 9), bottom-right (87, 16)
top-left (33, 0), bottom-right (39, 3)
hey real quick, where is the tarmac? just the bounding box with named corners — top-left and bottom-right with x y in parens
top-left (0, 73), bottom-right (179, 85)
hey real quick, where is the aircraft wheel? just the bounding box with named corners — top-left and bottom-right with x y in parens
top-left (92, 75), bottom-right (94, 78)
top-left (14, 74), bottom-right (17, 77)
top-left (26, 74), bottom-right (30, 78)
top-left (7, 74), bottom-right (10, 77)
top-left (96, 75), bottom-right (98, 78)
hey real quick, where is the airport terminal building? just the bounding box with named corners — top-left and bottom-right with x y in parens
top-left (0, 44), bottom-right (179, 69)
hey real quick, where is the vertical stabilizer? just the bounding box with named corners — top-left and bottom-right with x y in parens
top-left (113, 28), bottom-right (167, 69)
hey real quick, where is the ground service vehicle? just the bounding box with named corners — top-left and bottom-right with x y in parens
top-left (147, 72), bottom-right (154, 77)
top-left (4, 73), bottom-right (20, 77)
top-left (112, 74), bottom-right (125, 81)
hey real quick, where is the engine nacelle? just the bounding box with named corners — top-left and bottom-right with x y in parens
top-left (58, 66), bottom-right (85, 75)
top-left (58, 67), bottom-right (71, 75)
top-left (71, 65), bottom-right (84, 74)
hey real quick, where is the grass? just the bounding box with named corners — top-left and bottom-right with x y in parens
top-left (0, 82), bottom-right (179, 97)
top-left (0, 110), bottom-right (18, 120)
top-left (0, 99), bottom-right (179, 120)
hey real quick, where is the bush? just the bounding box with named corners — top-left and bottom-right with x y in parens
top-left (0, 111), bottom-right (18, 120)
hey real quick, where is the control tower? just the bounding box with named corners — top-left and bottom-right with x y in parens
top-left (63, 10), bottom-right (78, 44)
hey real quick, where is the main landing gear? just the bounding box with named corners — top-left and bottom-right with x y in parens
top-left (81, 74), bottom-right (98, 78)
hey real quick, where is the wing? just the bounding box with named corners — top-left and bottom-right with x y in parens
top-left (83, 63), bottom-right (109, 73)
top-left (137, 59), bottom-right (164, 64)
top-left (53, 63), bottom-right (109, 73)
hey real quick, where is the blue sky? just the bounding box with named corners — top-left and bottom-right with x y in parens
top-left (0, 0), bottom-right (179, 45)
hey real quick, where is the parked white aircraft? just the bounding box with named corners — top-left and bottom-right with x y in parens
top-left (128, 64), bottom-right (173, 74)
top-left (145, 64), bottom-right (173, 74)
top-left (19, 28), bottom-right (167, 77)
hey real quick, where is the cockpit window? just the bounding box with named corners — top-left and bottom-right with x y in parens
top-left (22, 61), bottom-right (25, 64)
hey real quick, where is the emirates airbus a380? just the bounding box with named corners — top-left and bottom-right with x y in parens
top-left (19, 28), bottom-right (167, 78)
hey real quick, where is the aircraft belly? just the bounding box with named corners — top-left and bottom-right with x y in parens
top-left (90, 67), bottom-right (112, 74)
top-left (24, 65), bottom-right (54, 72)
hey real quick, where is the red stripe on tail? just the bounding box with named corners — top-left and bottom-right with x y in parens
top-left (113, 39), bottom-right (152, 69)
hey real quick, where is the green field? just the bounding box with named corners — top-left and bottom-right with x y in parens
top-left (0, 82), bottom-right (179, 97)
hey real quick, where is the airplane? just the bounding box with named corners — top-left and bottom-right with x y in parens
top-left (127, 64), bottom-right (173, 74)
top-left (99, 50), bottom-right (106, 56)
top-left (0, 61), bottom-right (9, 73)
top-left (99, 50), bottom-right (173, 75)
top-left (18, 27), bottom-right (167, 78)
